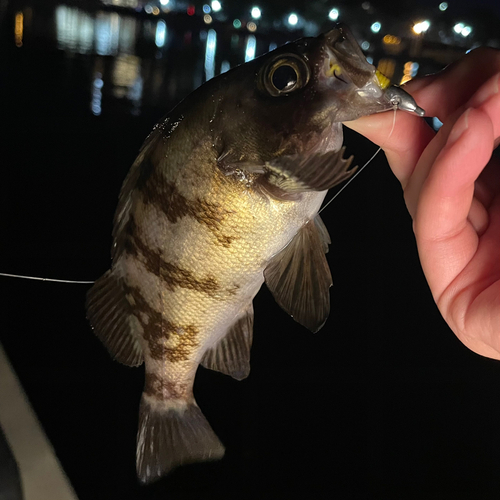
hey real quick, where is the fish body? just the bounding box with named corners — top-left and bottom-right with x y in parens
top-left (86, 24), bottom-right (423, 483)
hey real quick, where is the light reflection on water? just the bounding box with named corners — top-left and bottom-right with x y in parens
top-left (44, 4), bottom-right (277, 116)
top-left (204, 29), bottom-right (216, 81)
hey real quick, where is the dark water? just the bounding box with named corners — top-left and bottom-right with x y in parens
top-left (2, 3), bottom-right (500, 500)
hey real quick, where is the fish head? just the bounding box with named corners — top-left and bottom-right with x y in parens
top-left (204, 23), bottom-right (411, 165)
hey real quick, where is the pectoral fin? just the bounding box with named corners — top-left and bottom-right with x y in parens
top-left (265, 147), bottom-right (355, 194)
top-left (200, 304), bottom-right (253, 380)
top-left (264, 216), bottom-right (332, 333)
top-left (86, 270), bottom-right (144, 367)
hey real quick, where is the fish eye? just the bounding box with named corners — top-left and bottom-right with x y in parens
top-left (262, 54), bottom-right (310, 97)
top-left (272, 65), bottom-right (299, 92)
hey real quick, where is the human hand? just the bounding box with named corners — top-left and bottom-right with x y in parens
top-left (345, 48), bottom-right (500, 359)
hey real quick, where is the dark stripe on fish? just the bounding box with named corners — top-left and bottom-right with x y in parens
top-left (124, 284), bottom-right (199, 362)
top-left (143, 373), bottom-right (189, 400)
top-left (138, 158), bottom-right (237, 247)
top-left (125, 217), bottom-right (224, 298)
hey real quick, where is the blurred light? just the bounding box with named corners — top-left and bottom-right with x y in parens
top-left (269, 41), bottom-right (277, 51)
top-left (453, 22), bottom-right (464, 34)
top-left (328, 8), bottom-right (339, 21)
top-left (251, 7), bottom-right (261, 19)
top-left (144, 5), bottom-right (153, 14)
top-left (245, 34), bottom-right (256, 61)
top-left (203, 4), bottom-right (211, 13)
top-left (112, 54), bottom-right (140, 99)
top-left (15, 11), bottom-right (23, 47)
top-left (151, 6), bottom-right (160, 15)
top-left (288, 13), bottom-right (298, 26)
top-left (155, 19), bottom-right (166, 47)
top-left (383, 34), bottom-right (401, 44)
top-left (413, 20), bottom-right (430, 34)
top-left (187, 5), bottom-right (195, 15)
top-left (159, 0), bottom-right (169, 5)
top-left (220, 60), bottom-right (230, 73)
top-left (362, 2), bottom-right (370, 10)
top-left (400, 61), bottom-right (419, 84)
top-left (233, 19), bottom-right (241, 28)
top-left (439, 2), bottom-right (448, 11)
top-left (95, 12), bottom-right (120, 56)
top-left (91, 72), bottom-right (103, 115)
top-left (366, 56), bottom-right (373, 64)
top-left (361, 41), bottom-right (370, 50)
top-left (370, 22), bottom-right (381, 33)
top-left (204, 14), bottom-right (212, 24)
top-left (205, 29), bottom-right (217, 80)
top-left (247, 22), bottom-right (257, 32)
top-left (461, 25), bottom-right (472, 37)
top-left (211, 0), bottom-right (222, 12)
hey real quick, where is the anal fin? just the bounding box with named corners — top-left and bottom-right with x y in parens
top-left (85, 270), bottom-right (144, 367)
top-left (264, 216), bottom-right (332, 333)
top-left (200, 303), bottom-right (253, 380)
top-left (136, 396), bottom-right (225, 484)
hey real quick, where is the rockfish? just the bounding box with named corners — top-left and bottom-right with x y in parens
top-left (86, 24), bottom-right (423, 483)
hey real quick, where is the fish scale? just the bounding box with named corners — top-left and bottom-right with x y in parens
top-left (85, 23), bottom-right (424, 484)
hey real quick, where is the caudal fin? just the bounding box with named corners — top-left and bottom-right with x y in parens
top-left (136, 396), bottom-right (225, 484)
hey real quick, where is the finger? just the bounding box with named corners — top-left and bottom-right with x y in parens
top-left (413, 107), bottom-right (494, 300)
top-left (405, 74), bottom-right (500, 215)
top-left (404, 47), bottom-right (500, 121)
top-left (344, 112), bottom-right (435, 186)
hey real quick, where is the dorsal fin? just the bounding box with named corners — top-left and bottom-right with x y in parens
top-left (200, 304), bottom-right (253, 380)
top-left (264, 216), bottom-right (332, 332)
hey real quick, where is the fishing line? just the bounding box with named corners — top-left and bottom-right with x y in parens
top-left (319, 105), bottom-right (398, 216)
top-left (0, 273), bottom-right (94, 284)
top-left (0, 109), bottom-right (398, 286)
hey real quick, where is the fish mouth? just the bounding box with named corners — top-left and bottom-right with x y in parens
top-left (319, 24), bottom-right (425, 117)
top-left (320, 24), bottom-right (384, 99)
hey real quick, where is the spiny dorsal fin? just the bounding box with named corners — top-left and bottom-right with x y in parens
top-left (86, 270), bottom-right (144, 366)
top-left (265, 147), bottom-right (355, 194)
top-left (264, 215), bottom-right (332, 333)
top-left (200, 304), bottom-right (253, 380)
top-left (136, 396), bottom-right (225, 484)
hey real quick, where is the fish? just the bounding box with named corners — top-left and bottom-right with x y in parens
top-left (85, 23), bottom-right (424, 484)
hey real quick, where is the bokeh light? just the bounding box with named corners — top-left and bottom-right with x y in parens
top-left (288, 13), bottom-right (298, 26)
top-left (251, 7), bottom-right (261, 19)
top-left (328, 8), bottom-right (339, 21)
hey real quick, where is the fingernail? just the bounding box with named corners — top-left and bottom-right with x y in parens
top-left (469, 72), bottom-right (500, 107)
top-left (447, 108), bottom-right (470, 145)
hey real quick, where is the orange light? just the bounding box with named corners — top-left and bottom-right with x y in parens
top-left (383, 34), bottom-right (401, 45)
top-left (15, 11), bottom-right (23, 47)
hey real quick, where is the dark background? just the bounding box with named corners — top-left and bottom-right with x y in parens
top-left (1, 1), bottom-right (500, 499)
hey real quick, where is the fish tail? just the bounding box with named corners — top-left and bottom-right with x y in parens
top-left (136, 394), bottom-right (225, 484)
